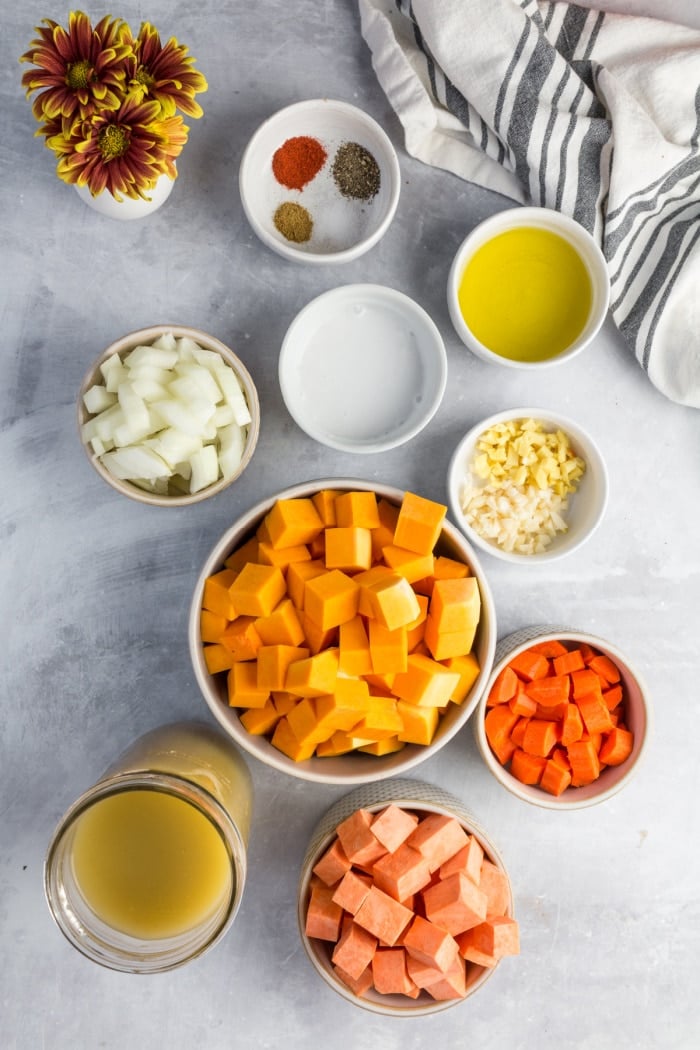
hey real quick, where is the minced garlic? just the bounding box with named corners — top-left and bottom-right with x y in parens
top-left (461, 418), bottom-right (585, 554)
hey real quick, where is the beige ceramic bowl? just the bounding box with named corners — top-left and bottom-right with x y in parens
top-left (297, 778), bottom-right (516, 1016)
top-left (77, 324), bottom-right (260, 507)
top-left (188, 479), bottom-right (496, 784)
top-left (475, 626), bottom-right (651, 810)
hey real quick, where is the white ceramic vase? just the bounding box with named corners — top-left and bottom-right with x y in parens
top-left (74, 172), bottom-right (174, 220)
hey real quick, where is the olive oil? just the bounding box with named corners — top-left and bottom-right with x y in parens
top-left (458, 226), bottom-right (592, 362)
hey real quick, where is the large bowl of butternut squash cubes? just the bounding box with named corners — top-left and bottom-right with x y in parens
top-left (189, 479), bottom-right (496, 783)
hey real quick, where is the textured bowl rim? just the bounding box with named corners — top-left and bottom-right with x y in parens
top-left (238, 98), bottom-right (401, 265)
top-left (188, 478), bottom-right (497, 784)
top-left (297, 778), bottom-right (514, 1016)
top-left (446, 406), bottom-right (609, 564)
top-left (474, 626), bottom-right (652, 810)
top-left (77, 324), bottom-right (260, 507)
top-left (446, 206), bottom-right (611, 369)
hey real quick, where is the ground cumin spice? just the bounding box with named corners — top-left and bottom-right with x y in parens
top-left (331, 141), bottom-right (381, 201)
top-left (272, 135), bottom-right (327, 190)
top-left (273, 201), bottom-right (313, 243)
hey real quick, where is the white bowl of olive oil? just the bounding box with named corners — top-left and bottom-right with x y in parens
top-left (447, 207), bottom-right (610, 368)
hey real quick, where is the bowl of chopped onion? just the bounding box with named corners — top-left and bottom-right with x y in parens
top-left (446, 408), bottom-right (608, 563)
top-left (78, 325), bottom-right (260, 506)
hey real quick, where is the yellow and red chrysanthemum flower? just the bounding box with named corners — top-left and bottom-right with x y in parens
top-left (20, 12), bottom-right (132, 128)
top-left (53, 96), bottom-right (189, 202)
top-left (126, 22), bottom-right (208, 119)
top-left (20, 12), bottom-right (206, 199)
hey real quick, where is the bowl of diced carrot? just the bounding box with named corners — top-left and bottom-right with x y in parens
top-left (188, 479), bottom-right (496, 784)
top-left (298, 779), bottom-right (520, 1015)
top-left (475, 626), bottom-right (651, 809)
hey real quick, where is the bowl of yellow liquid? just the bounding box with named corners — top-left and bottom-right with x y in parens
top-left (447, 208), bottom-right (610, 368)
top-left (44, 722), bottom-right (253, 973)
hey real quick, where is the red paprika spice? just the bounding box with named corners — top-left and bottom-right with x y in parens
top-left (272, 135), bottom-right (327, 191)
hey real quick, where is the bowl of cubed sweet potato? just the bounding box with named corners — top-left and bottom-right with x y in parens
top-left (475, 626), bottom-right (651, 809)
top-left (298, 779), bottom-right (520, 1015)
top-left (188, 479), bottom-right (496, 783)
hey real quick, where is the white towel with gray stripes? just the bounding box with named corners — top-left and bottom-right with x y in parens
top-left (359, 0), bottom-right (700, 408)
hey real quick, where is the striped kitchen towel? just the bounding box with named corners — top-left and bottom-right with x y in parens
top-left (359, 0), bottom-right (700, 408)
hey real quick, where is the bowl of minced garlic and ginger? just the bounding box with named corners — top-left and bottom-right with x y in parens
top-left (447, 409), bottom-right (608, 564)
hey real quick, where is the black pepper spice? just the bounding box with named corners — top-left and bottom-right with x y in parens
top-left (273, 201), bottom-right (313, 243)
top-left (331, 141), bottom-right (381, 201)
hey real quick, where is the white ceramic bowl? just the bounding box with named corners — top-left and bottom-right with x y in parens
top-left (474, 626), bottom-right (651, 810)
top-left (447, 207), bottom-right (610, 368)
top-left (77, 325), bottom-right (260, 507)
top-left (447, 407), bottom-right (608, 564)
top-left (188, 479), bottom-right (496, 784)
top-left (239, 99), bottom-right (401, 263)
top-left (279, 285), bottom-right (447, 453)
top-left (298, 778), bottom-right (516, 1016)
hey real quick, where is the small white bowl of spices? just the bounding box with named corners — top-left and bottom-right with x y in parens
top-left (447, 408), bottom-right (608, 563)
top-left (239, 98), bottom-right (401, 264)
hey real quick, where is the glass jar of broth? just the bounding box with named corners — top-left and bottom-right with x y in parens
top-left (44, 721), bottom-right (253, 973)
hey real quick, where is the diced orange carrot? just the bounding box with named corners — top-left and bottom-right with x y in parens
top-left (508, 649), bottom-right (550, 682)
top-left (540, 758), bottom-right (572, 796)
top-left (566, 738), bottom-right (601, 786)
top-left (529, 639), bottom-right (568, 658)
top-left (535, 701), bottom-right (569, 722)
top-left (491, 733), bottom-right (517, 767)
top-left (484, 705), bottom-right (519, 753)
top-left (552, 649), bottom-right (586, 676)
top-left (587, 653), bottom-right (621, 684)
top-left (599, 726), bottom-right (634, 766)
top-left (509, 691), bottom-right (537, 717)
top-left (510, 716), bottom-right (531, 749)
top-left (524, 674), bottom-right (570, 706)
top-left (521, 718), bottom-right (558, 758)
top-left (487, 665), bottom-right (519, 706)
top-left (560, 703), bottom-right (584, 746)
top-left (571, 668), bottom-right (603, 701)
top-left (602, 684), bottom-right (623, 711)
top-left (576, 692), bottom-right (615, 735)
top-left (510, 748), bottom-right (546, 786)
top-left (550, 746), bottom-right (571, 771)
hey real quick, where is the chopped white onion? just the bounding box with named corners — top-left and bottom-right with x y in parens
top-left (83, 333), bottom-right (251, 496)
